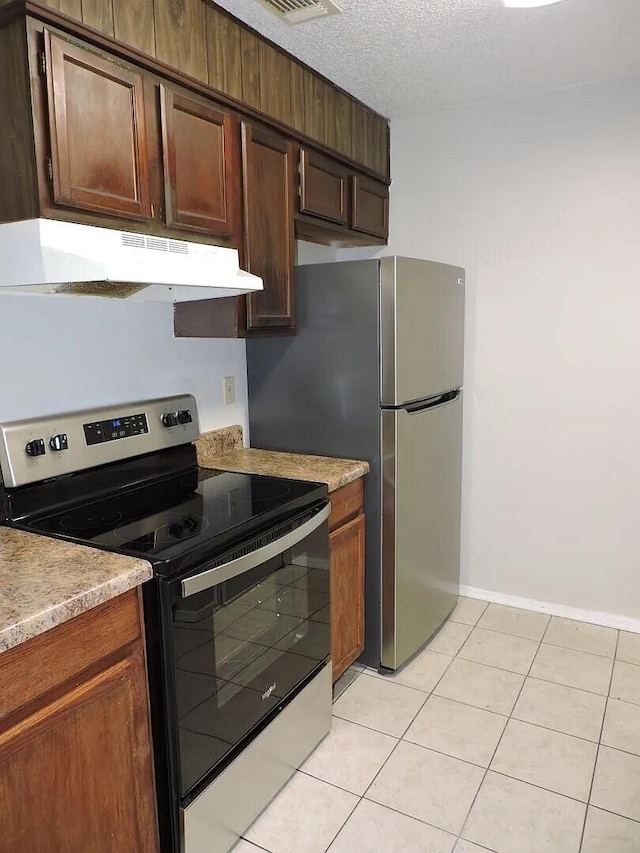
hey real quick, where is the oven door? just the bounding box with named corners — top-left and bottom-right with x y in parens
top-left (168, 502), bottom-right (331, 804)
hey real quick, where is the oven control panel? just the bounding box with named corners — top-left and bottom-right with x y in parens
top-left (84, 413), bottom-right (149, 446)
top-left (0, 395), bottom-right (199, 488)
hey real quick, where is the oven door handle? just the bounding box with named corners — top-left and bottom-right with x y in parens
top-left (180, 502), bottom-right (331, 598)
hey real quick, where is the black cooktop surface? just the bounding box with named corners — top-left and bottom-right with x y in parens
top-left (17, 464), bottom-right (327, 576)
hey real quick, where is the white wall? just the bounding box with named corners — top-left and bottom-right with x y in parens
top-left (0, 241), bottom-right (337, 437)
top-left (296, 240), bottom-right (338, 265)
top-left (0, 294), bottom-right (248, 435)
top-left (370, 76), bottom-right (640, 619)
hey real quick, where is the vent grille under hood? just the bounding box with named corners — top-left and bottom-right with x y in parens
top-left (0, 219), bottom-right (263, 303)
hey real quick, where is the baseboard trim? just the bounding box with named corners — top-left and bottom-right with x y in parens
top-left (459, 584), bottom-right (640, 635)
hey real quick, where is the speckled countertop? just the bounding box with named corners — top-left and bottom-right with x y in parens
top-left (0, 527), bottom-right (151, 654)
top-left (196, 427), bottom-right (369, 492)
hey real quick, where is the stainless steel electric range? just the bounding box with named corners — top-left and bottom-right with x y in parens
top-left (0, 394), bottom-right (332, 853)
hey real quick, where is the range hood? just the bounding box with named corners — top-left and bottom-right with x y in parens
top-left (0, 219), bottom-right (263, 302)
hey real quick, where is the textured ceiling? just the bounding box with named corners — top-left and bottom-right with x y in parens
top-left (213, 0), bottom-right (640, 117)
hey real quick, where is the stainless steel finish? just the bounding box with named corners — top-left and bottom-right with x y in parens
top-left (380, 256), bottom-right (465, 407)
top-left (180, 504), bottom-right (331, 597)
top-left (0, 394), bottom-right (198, 488)
top-left (247, 257), bottom-right (465, 670)
top-left (181, 662), bottom-right (332, 853)
top-left (381, 392), bottom-right (463, 669)
top-left (247, 260), bottom-right (383, 665)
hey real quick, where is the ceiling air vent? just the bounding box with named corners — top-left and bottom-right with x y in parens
top-left (258, 0), bottom-right (342, 25)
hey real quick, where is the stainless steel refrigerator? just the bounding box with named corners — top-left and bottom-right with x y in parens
top-left (246, 257), bottom-right (465, 670)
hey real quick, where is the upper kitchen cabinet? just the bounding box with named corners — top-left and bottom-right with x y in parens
top-left (241, 122), bottom-right (296, 332)
top-left (43, 30), bottom-right (152, 220)
top-left (352, 174), bottom-right (389, 240)
top-left (26, 0), bottom-right (390, 182)
top-left (296, 147), bottom-right (389, 243)
top-left (298, 148), bottom-right (350, 227)
top-left (159, 85), bottom-right (240, 237)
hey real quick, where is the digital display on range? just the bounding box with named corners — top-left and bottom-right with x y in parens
top-left (84, 413), bottom-right (149, 446)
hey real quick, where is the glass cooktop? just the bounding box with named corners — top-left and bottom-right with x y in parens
top-left (21, 466), bottom-right (326, 574)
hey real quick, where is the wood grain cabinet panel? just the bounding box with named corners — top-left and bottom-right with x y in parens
top-left (160, 85), bottom-right (238, 236)
top-left (43, 0), bottom-right (82, 18)
top-left (299, 148), bottom-right (349, 226)
top-left (153, 0), bottom-right (207, 82)
top-left (330, 513), bottom-right (365, 682)
top-left (259, 42), bottom-right (291, 126)
top-left (329, 479), bottom-right (364, 533)
top-left (241, 29), bottom-right (261, 110)
top-left (113, 0), bottom-right (156, 56)
top-left (44, 30), bottom-right (152, 220)
top-left (206, 5), bottom-right (242, 100)
top-left (30, 0), bottom-right (390, 180)
top-left (289, 60), bottom-right (306, 133)
top-left (0, 589), bottom-right (158, 853)
top-left (0, 654), bottom-right (158, 853)
top-left (352, 174), bottom-right (389, 240)
top-left (241, 122), bottom-right (296, 332)
top-left (80, 0), bottom-right (114, 36)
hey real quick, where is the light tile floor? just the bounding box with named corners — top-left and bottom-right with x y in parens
top-left (233, 599), bottom-right (640, 853)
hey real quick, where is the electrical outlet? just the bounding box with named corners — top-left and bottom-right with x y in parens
top-left (223, 376), bottom-right (235, 405)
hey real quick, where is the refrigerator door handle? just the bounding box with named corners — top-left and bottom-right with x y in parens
top-left (404, 389), bottom-right (460, 414)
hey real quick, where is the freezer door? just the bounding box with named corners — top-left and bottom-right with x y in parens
top-left (381, 391), bottom-right (463, 670)
top-left (380, 257), bottom-right (465, 406)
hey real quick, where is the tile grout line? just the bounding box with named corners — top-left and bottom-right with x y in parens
top-left (434, 651), bottom-right (619, 702)
top-left (241, 603), bottom-right (633, 852)
top-left (577, 628), bottom-right (621, 852)
top-left (322, 607), bottom-right (635, 851)
top-left (322, 657), bottom-right (437, 852)
top-left (456, 624), bottom-right (544, 846)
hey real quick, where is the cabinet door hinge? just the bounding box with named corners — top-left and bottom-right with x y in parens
top-left (46, 158), bottom-right (54, 182)
top-left (38, 51), bottom-right (47, 76)
top-left (297, 184), bottom-right (302, 198)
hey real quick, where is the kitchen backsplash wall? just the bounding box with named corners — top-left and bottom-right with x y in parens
top-left (0, 294), bottom-right (249, 436)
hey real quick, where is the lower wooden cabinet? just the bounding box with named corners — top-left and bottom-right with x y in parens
top-left (329, 479), bottom-right (366, 683)
top-left (0, 589), bottom-right (159, 853)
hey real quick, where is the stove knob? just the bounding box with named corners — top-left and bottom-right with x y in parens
top-left (49, 433), bottom-right (69, 452)
top-left (25, 438), bottom-right (46, 457)
top-left (162, 412), bottom-right (179, 428)
top-left (177, 409), bottom-right (192, 425)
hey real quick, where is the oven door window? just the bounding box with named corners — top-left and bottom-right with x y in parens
top-left (171, 517), bottom-right (330, 799)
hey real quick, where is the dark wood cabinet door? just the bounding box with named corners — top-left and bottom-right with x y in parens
top-left (0, 651), bottom-right (159, 853)
top-left (241, 122), bottom-right (296, 332)
top-left (43, 30), bottom-right (151, 220)
top-left (160, 85), bottom-right (238, 236)
top-left (299, 148), bottom-right (349, 226)
top-left (352, 174), bottom-right (389, 240)
top-left (330, 513), bottom-right (365, 683)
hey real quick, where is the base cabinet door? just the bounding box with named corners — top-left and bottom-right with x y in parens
top-left (0, 650), bottom-right (159, 853)
top-left (330, 513), bottom-right (365, 682)
top-left (43, 30), bottom-right (152, 220)
top-left (241, 122), bottom-right (296, 332)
